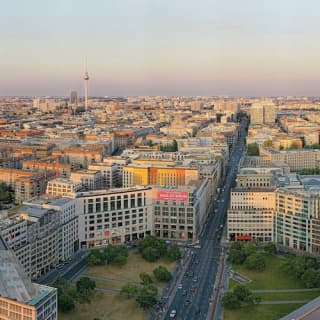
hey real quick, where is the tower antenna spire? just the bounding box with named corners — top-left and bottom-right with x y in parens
top-left (84, 57), bottom-right (89, 111)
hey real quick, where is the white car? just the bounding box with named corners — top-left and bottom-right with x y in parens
top-left (177, 284), bottom-right (183, 289)
top-left (169, 310), bottom-right (177, 318)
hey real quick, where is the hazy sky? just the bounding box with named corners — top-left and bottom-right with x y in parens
top-left (1, 0), bottom-right (320, 96)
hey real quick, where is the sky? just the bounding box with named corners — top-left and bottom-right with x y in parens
top-left (1, 0), bottom-right (320, 97)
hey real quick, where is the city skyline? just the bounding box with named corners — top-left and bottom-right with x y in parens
top-left (1, 0), bottom-right (320, 96)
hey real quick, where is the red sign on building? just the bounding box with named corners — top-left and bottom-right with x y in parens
top-left (157, 190), bottom-right (189, 202)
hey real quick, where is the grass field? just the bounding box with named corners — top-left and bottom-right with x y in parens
top-left (59, 251), bottom-right (176, 320)
top-left (224, 303), bottom-right (304, 320)
top-left (86, 251), bottom-right (175, 284)
top-left (224, 254), bottom-right (318, 320)
top-left (230, 255), bottom-right (304, 290)
top-left (59, 291), bottom-right (147, 320)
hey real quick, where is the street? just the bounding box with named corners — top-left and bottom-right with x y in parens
top-left (153, 118), bottom-right (247, 320)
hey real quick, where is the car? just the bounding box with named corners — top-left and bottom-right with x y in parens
top-left (193, 277), bottom-right (198, 282)
top-left (182, 290), bottom-right (187, 296)
top-left (177, 284), bottom-right (183, 289)
top-left (169, 310), bottom-right (177, 318)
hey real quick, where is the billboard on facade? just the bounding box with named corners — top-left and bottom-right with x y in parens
top-left (157, 190), bottom-right (189, 202)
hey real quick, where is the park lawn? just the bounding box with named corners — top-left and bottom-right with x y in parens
top-left (231, 255), bottom-right (305, 290)
top-left (224, 303), bottom-right (304, 320)
top-left (59, 291), bottom-right (147, 320)
top-left (258, 290), bottom-right (320, 301)
top-left (85, 251), bottom-right (176, 284)
top-left (59, 252), bottom-right (176, 320)
top-left (94, 279), bottom-right (122, 291)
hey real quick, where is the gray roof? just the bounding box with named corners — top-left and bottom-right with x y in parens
top-left (19, 205), bottom-right (48, 218)
top-left (0, 236), bottom-right (36, 302)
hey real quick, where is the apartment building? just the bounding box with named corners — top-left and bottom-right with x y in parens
top-left (46, 178), bottom-right (82, 197)
top-left (0, 168), bottom-right (56, 204)
top-left (0, 198), bottom-right (78, 279)
top-left (75, 186), bottom-right (152, 248)
top-left (103, 156), bottom-right (130, 187)
top-left (122, 165), bottom-right (199, 188)
top-left (70, 170), bottom-right (103, 190)
top-left (24, 197), bottom-right (79, 261)
top-left (262, 148), bottom-right (320, 171)
top-left (22, 159), bottom-right (71, 178)
top-left (88, 162), bottom-right (118, 188)
top-left (0, 236), bottom-right (57, 320)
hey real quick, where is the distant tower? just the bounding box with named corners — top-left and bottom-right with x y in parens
top-left (69, 90), bottom-right (78, 105)
top-left (84, 60), bottom-right (89, 111)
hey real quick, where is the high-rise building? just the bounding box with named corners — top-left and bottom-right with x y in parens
top-left (263, 102), bottom-right (276, 124)
top-left (250, 101), bottom-right (276, 125)
top-left (250, 103), bottom-right (264, 125)
top-left (69, 90), bottom-right (78, 105)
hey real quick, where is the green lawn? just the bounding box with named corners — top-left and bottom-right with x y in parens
top-left (231, 255), bottom-right (304, 290)
top-left (224, 303), bottom-right (304, 320)
top-left (59, 291), bottom-right (147, 320)
top-left (224, 254), bottom-right (316, 320)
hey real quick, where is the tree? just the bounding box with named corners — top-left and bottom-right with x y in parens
top-left (0, 182), bottom-right (12, 204)
top-left (88, 249), bottom-right (106, 266)
top-left (166, 245), bottom-right (181, 261)
top-left (172, 140), bottom-right (178, 152)
top-left (263, 140), bottom-right (273, 147)
top-left (228, 248), bottom-right (246, 265)
top-left (153, 266), bottom-right (172, 282)
top-left (139, 272), bottom-right (153, 285)
top-left (136, 285), bottom-right (158, 309)
top-left (59, 294), bottom-right (75, 313)
top-left (103, 245), bottom-right (128, 266)
top-left (244, 253), bottom-right (266, 271)
top-left (120, 283), bottom-right (138, 299)
top-left (76, 277), bottom-right (96, 296)
top-left (112, 254), bottom-right (127, 267)
top-left (247, 143), bottom-right (260, 156)
top-left (142, 247), bottom-right (161, 262)
top-left (222, 285), bottom-right (259, 310)
top-left (233, 285), bottom-right (255, 305)
top-left (289, 142), bottom-right (299, 150)
top-left (222, 292), bottom-right (241, 309)
top-left (264, 242), bottom-right (277, 255)
top-left (138, 236), bottom-right (167, 256)
top-left (301, 269), bottom-right (320, 288)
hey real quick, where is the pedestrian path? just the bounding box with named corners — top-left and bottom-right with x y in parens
top-left (260, 300), bottom-right (309, 304)
top-left (253, 288), bottom-right (320, 293)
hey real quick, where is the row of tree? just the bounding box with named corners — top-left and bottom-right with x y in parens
top-left (138, 236), bottom-right (181, 262)
top-left (304, 143), bottom-right (320, 149)
top-left (228, 241), bottom-right (277, 271)
top-left (55, 277), bottom-right (96, 313)
top-left (159, 140), bottom-right (178, 152)
top-left (120, 265), bottom-right (171, 309)
top-left (281, 254), bottom-right (320, 288)
top-left (246, 143), bottom-right (260, 156)
top-left (299, 168), bottom-right (320, 175)
top-left (88, 245), bottom-right (129, 267)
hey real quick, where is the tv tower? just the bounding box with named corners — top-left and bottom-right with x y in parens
top-left (84, 59), bottom-right (89, 111)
